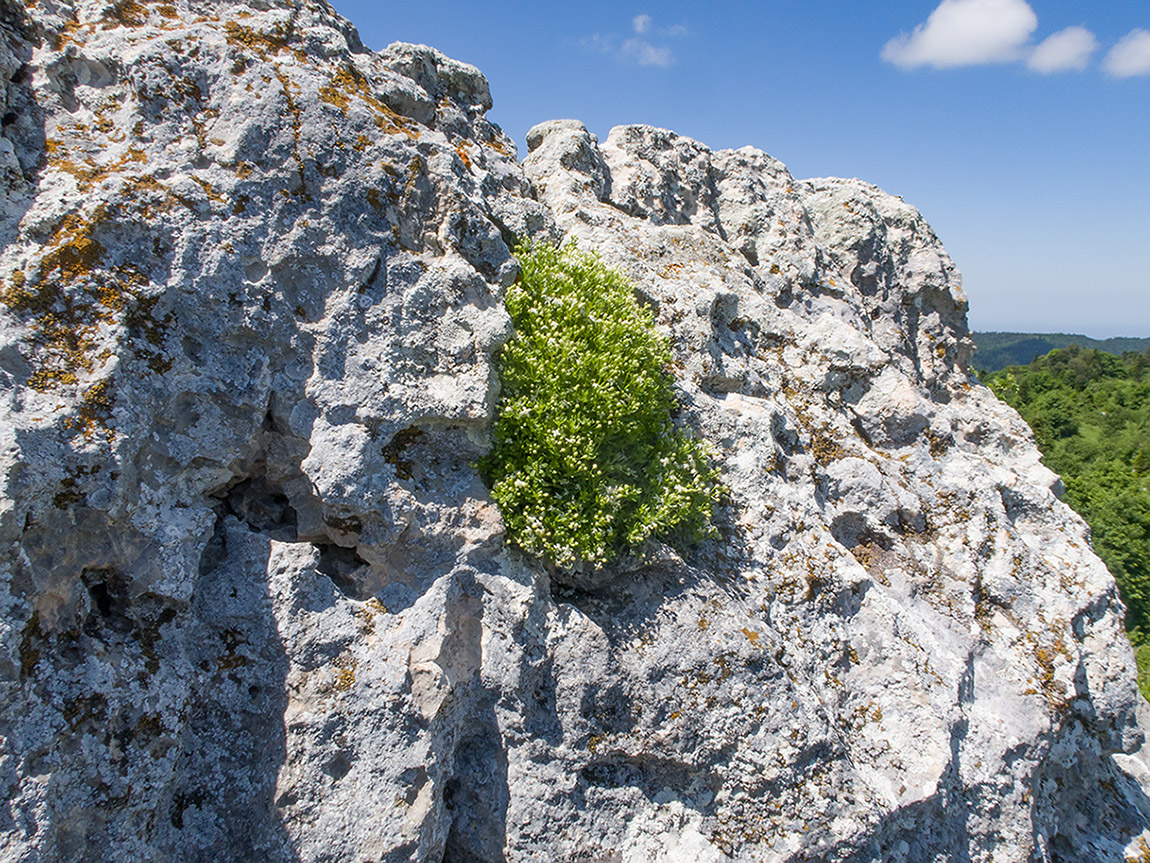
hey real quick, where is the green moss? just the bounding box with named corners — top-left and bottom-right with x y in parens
top-left (480, 242), bottom-right (720, 573)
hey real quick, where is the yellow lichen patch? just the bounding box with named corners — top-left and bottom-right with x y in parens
top-left (46, 140), bottom-right (152, 194)
top-left (454, 141), bottom-right (472, 170)
top-left (223, 19), bottom-right (293, 57)
top-left (1127, 836), bottom-right (1150, 863)
top-left (2, 210), bottom-right (173, 400)
top-left (318, 84), bottom-right (350, 111)
top-left (319, 64), bottom-right (419, 141)
top-left (809, 428), bottom-right (845, 465)
top-left (105, 0), bottom-right (147, 29)
top-left (357, 597), bottom-right (388, 634)
top-left (191, 176), bottom-right (222, 202)
top-left (60, 378), bottom-right (116, 440)
top-left (335, 666), bottom-right (355, 691)
top-left (484, 130), bottom-right (515, 158)
top-left (271, 66), bottom-right (310, 197)
top-left (740, 627), bottom-right (761, 647)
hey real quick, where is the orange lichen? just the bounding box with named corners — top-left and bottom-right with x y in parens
top-left (1, 208), bottom-right (173, 409)
top-left (318, 84), bottom-right (349, 111)
top-left (46, 140), bottom-right (151, 194)
top-left (454, 141), bottom-right (472, 170)
top-left (223, 19), bottom-right (293, 56)
top-left (105, 0), bottom-right (147, 29)
top-left (485, 130), bottom-right (515, 158)
top-left (192, 176), bottom-right (222, 202)
top-left (318, 64), bottom-right (419, 140)
top-left (60, 379), bottom-right (116, 440)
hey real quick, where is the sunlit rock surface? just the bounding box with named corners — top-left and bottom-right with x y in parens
top-left (1, 1), bottom-right (1149, 861)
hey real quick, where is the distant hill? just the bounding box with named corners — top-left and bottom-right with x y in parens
top-left (973, 332), bottom-right (1150, 372)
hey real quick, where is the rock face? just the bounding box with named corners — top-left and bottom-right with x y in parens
top-left (1, 2), bottom-right (1149, 861)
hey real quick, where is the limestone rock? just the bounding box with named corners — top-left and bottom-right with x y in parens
top-left (0, 1), bottom-right (1148, 861)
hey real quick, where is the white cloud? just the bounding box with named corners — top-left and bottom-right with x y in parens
top-left (622, 38), bottom-right (673, 67)
top-left (882, 0), bottom-right (1038, 69)
top-left (1103, 28), bottom-right (1150, 78)
top-left (1027, 26), bottom-right (1098, 73)
top-left (632, 14), bottom-right (652, 35)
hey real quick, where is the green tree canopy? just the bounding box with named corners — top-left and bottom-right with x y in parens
top-left (983, 348), bottom-right (1150, 679)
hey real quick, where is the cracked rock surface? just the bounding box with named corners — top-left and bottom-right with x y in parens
top-left (1, 1), bottom-right (1149, 861)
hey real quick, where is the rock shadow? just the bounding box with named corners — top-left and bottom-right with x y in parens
top-left (0, 0), bottom-right (45, 221)
top-left (785, 654), bottom-right (975, 863)
top-left (433, 569), bottom-right (511, 863)
top-left (152, 511), bottom-right (302, 863)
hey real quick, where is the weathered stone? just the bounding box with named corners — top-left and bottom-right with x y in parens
top-left (1, 1), bottom-right (1148, 861)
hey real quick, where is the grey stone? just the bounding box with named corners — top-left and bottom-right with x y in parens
top-left (1, 1), bottom-right (1148, 861)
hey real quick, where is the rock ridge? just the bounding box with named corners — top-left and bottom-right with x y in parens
top-left (1, 1), bottom-right (1148, 861)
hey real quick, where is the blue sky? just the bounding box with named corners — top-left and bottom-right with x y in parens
top-left (330, 1), bottom-right (1150, 338)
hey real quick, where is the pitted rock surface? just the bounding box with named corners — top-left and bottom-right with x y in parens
top-left (1, 2), bottom-right (1148, 862)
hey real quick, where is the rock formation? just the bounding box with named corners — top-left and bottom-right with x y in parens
top-left (1, 1), bottom-right (1149, 860)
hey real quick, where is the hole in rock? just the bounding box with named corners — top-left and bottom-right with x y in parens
top-left (1, 112), bottom-right (16, 127)
top-left (88, 580), bottom-right (112, 617)
top-left (323, 751), bottom-right (352, 782)
top-left (314, 542), bottom-right (370, 599)
top-left (581, 761), bottom-right (636, 790)
top-left (383, 427), bottom-right (424, 480)
top-left (220, 476), bottom-right (298, 540)
top-left (80, 568), bottom-right (134, 636)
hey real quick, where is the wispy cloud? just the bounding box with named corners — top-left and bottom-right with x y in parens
top-left (1104, 29), bottom-right (1150, 78)
top-left (622, 38), bottom-right (673, 67)
top-left (1027, 26), bottom-right (1098, 73)
top-left (882, 0), bottom-right (1038, 69)
top-left (581, 13), bottom-right (684, 68)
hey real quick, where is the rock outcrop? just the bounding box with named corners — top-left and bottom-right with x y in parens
top-left (1, 1), bottom-right (1148, 861)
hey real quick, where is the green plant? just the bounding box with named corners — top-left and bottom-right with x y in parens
top-left (481, 241), bottom-right (720, 572)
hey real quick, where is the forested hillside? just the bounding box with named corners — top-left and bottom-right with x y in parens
top-left (974, 332), bottom-right (1150, 372)
top-left (982, 347), bottom-right (1150, 695)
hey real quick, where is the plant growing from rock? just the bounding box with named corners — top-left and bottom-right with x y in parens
top-left (481, 241), bottom-right (720, 573)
